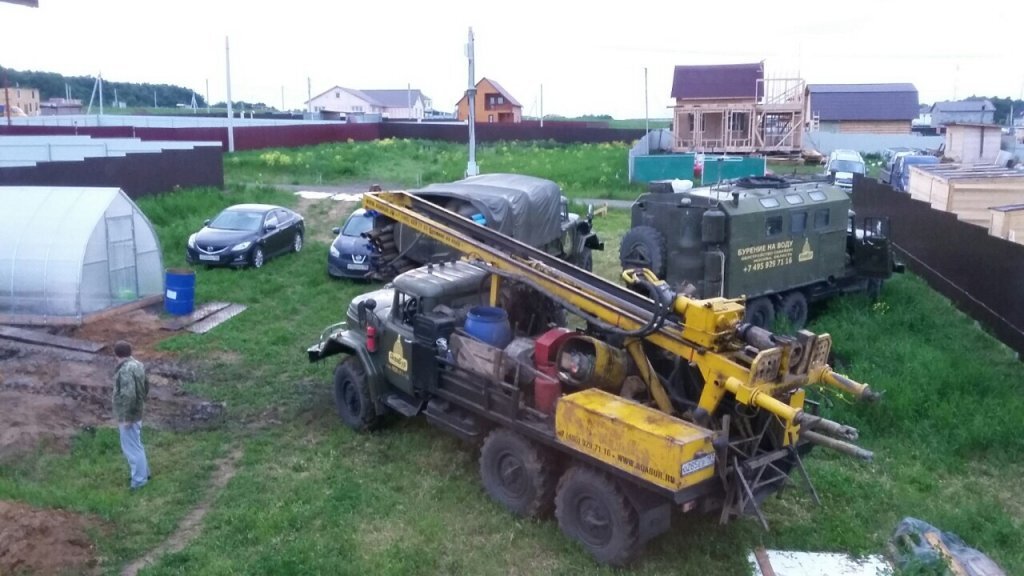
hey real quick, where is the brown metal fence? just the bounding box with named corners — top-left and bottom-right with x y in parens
top-left (2, 121), bottom-right (642, 150)
top-left (852, 176), bottom-right (1024, 357)
top-left (0, 146), bottom-right (223, 198)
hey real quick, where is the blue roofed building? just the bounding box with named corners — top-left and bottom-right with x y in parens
top-left (805, 83), bottom-right (919, 134)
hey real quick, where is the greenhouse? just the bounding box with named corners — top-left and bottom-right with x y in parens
top-left (0, 186), bottom-right (164, 324)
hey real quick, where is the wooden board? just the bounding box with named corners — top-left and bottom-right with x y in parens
top-left (0, 325), bottom-right (105, 353)
top-left (161, 301), bottom-right (231, 331)
top-left (186, 304), bottom-right (247, 334)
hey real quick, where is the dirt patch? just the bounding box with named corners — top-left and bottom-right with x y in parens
top-left (0, 500), bottom-right (106, 576)
top-left (68, 306), bottom-right (172, 358)
top-left (0, 308), bottom-right (224, 460)
top-left (121, 447), bottom-right (243, 576)
top-left (294, 197), bottom-right (356, 245)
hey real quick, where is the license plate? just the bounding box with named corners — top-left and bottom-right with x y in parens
top-left (347, 263), bottom-right (369, 271)
top-left (680, 454), bottom-right (716, 476)
top-left (199, 254), bottom-right (219, 262)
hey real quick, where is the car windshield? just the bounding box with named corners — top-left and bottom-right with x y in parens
top-left (830, 159), bottom-right (865, 174)
top-left (342, 213), bottom-right (374, 237)
top-left (209, 210), bottom-right (264, 231)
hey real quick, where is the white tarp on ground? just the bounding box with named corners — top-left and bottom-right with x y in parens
top-left (0, 186), bottom-right (163, 322)
top-left (748, 550), bottom-right (893, 576)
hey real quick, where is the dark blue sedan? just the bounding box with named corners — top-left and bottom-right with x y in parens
top-left (186, 204), bottom-right (305, 269)
top-left (328, 208), bottom-right (378, 279)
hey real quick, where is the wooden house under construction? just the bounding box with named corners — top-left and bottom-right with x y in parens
top-left (670, 62), bottom-right (805, 155)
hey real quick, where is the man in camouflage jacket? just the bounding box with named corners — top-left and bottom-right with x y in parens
top-left (113, 340), bottom-right (149, 490)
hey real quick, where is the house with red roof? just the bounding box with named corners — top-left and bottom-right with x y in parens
top-left (456, 78), bottom-right (522, 123)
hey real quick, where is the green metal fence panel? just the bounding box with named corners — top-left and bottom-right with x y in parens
top-left (700, 156), bottom-right (766, 185)
top-left (632, 154), bottom-right (695, 182)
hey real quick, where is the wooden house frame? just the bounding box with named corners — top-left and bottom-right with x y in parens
top-left (671, 63), bottom-right (804, 155)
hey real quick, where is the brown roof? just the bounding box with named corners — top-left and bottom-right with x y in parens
top-left (480, 78), bottom-right (522, 107)
top-left (671, 63), bottom-right (764, 100)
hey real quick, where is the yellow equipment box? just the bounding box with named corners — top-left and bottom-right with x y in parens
top-left (555, 388), bottom-right (717, 492)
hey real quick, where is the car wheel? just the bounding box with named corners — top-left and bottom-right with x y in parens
top-left (293, 231), bottom-right (304, 253)
top-left (250, 245), bottom-right (265, 269)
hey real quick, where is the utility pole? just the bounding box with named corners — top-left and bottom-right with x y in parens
top-left (407, 82), bottom-right (411, 119)
top-left (3, 67), bottom-right (11, 126)
top-left (644, 67), bottom-right (650, 140)
top-left (98, 72), bottom-right (104, 116)
top-left (465, 27), bottom-right (479, 177)
top-left (307, 77), bottom-right (313, 118)
top-left (153, 90), bottom-right (157, 108)
top-left (540, 84), bottom-right (544, 128)
top-left (206, 78), bottom-right (210, 113)
top-left (281, 85), bottom-right (285, 112)
top-left (225, 36), bottom-right (235, 152)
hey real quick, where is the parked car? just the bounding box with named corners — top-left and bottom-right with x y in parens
top-left (879, 147), bottom-right (921, 185)
top-left (186, 204), bottom-right (305, 269)
top-left (892, 155), bottom-right (941, 193)
top-left (328, 208), bottom-right (377, 279)
top-left (824, 149), bottom-right (866, 189)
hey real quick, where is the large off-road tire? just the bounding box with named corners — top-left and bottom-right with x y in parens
top-left (778, 291), bottom-right (809, 331)
top-left (743, 297), bottom-right (776, 329)
top-left (250, 245), bottom-right (266, 269)
top-left (555, 466), bottom-right (640, 567)
top-left (333, 357), bottom-right (379, 432)
top-left (619, 226), bottom-right (666, 278)
top-left (479, 429), bottom-right (557, 519)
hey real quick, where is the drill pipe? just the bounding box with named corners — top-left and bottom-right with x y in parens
top-left (802, 430), bottom-right (874, 461)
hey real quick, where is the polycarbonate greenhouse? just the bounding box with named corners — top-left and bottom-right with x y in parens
top-left (0, 186), bottom-right (164, 324)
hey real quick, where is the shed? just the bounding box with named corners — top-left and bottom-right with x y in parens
top-left (0, 186), bottom-right (164, 325)
top-left (944, 123), bottom-right (1003, 165)
top-left (989, 204), bottom-right (1024, 243)
top-left (907, 164), bottom-right (1024, 227)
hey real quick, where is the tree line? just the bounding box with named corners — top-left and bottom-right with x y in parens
top-left (1, 66), bottom-right (205, 108)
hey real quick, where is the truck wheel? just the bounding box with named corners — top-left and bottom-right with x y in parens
top-left (579, 248), bottom-right (593, 272)
top-left (619, 226), bottom-right (666, 278)
top-left (779, 291), bottom-right (808, 331)
top-left (743, 297), bottom-right (775, 329)
top-left (333, 357), bottom-right (379, 432)
top-left (555, 466), bottom-right (640, 567)
top-left (480, 429), bottom-right (557, 519)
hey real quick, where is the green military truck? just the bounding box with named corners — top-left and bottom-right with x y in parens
top-left (619, 176), bottom-right (902, 329)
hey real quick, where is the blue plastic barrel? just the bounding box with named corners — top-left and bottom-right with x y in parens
top-left (165, 268), bottom-right (196, 316)
top-left (464, 306), bottom-right (513, 348)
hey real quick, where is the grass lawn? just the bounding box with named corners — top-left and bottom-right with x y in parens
top-left (2, 148), bottom-right (1022, 574)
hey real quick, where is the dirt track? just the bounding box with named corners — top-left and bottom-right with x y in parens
top-left (0, 501), bottom-right (105, 576)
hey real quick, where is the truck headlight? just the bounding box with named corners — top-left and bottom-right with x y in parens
top-left (330, 245), bottom-right (340, 258)
top-left (232, 241), bottom-right (252, 251)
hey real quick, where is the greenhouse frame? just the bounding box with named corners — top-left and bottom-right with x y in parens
top-left (0, 186), bottom-right (164, 325)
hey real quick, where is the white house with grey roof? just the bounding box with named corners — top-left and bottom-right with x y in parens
top-left (305, 86), bottom-right (431, 119)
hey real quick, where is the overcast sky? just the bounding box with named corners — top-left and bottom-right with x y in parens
top-left (2, 0), bottom-right (1021, 118)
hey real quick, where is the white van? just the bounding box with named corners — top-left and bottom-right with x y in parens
top-left (824, 149), bottom-right (866, 189)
